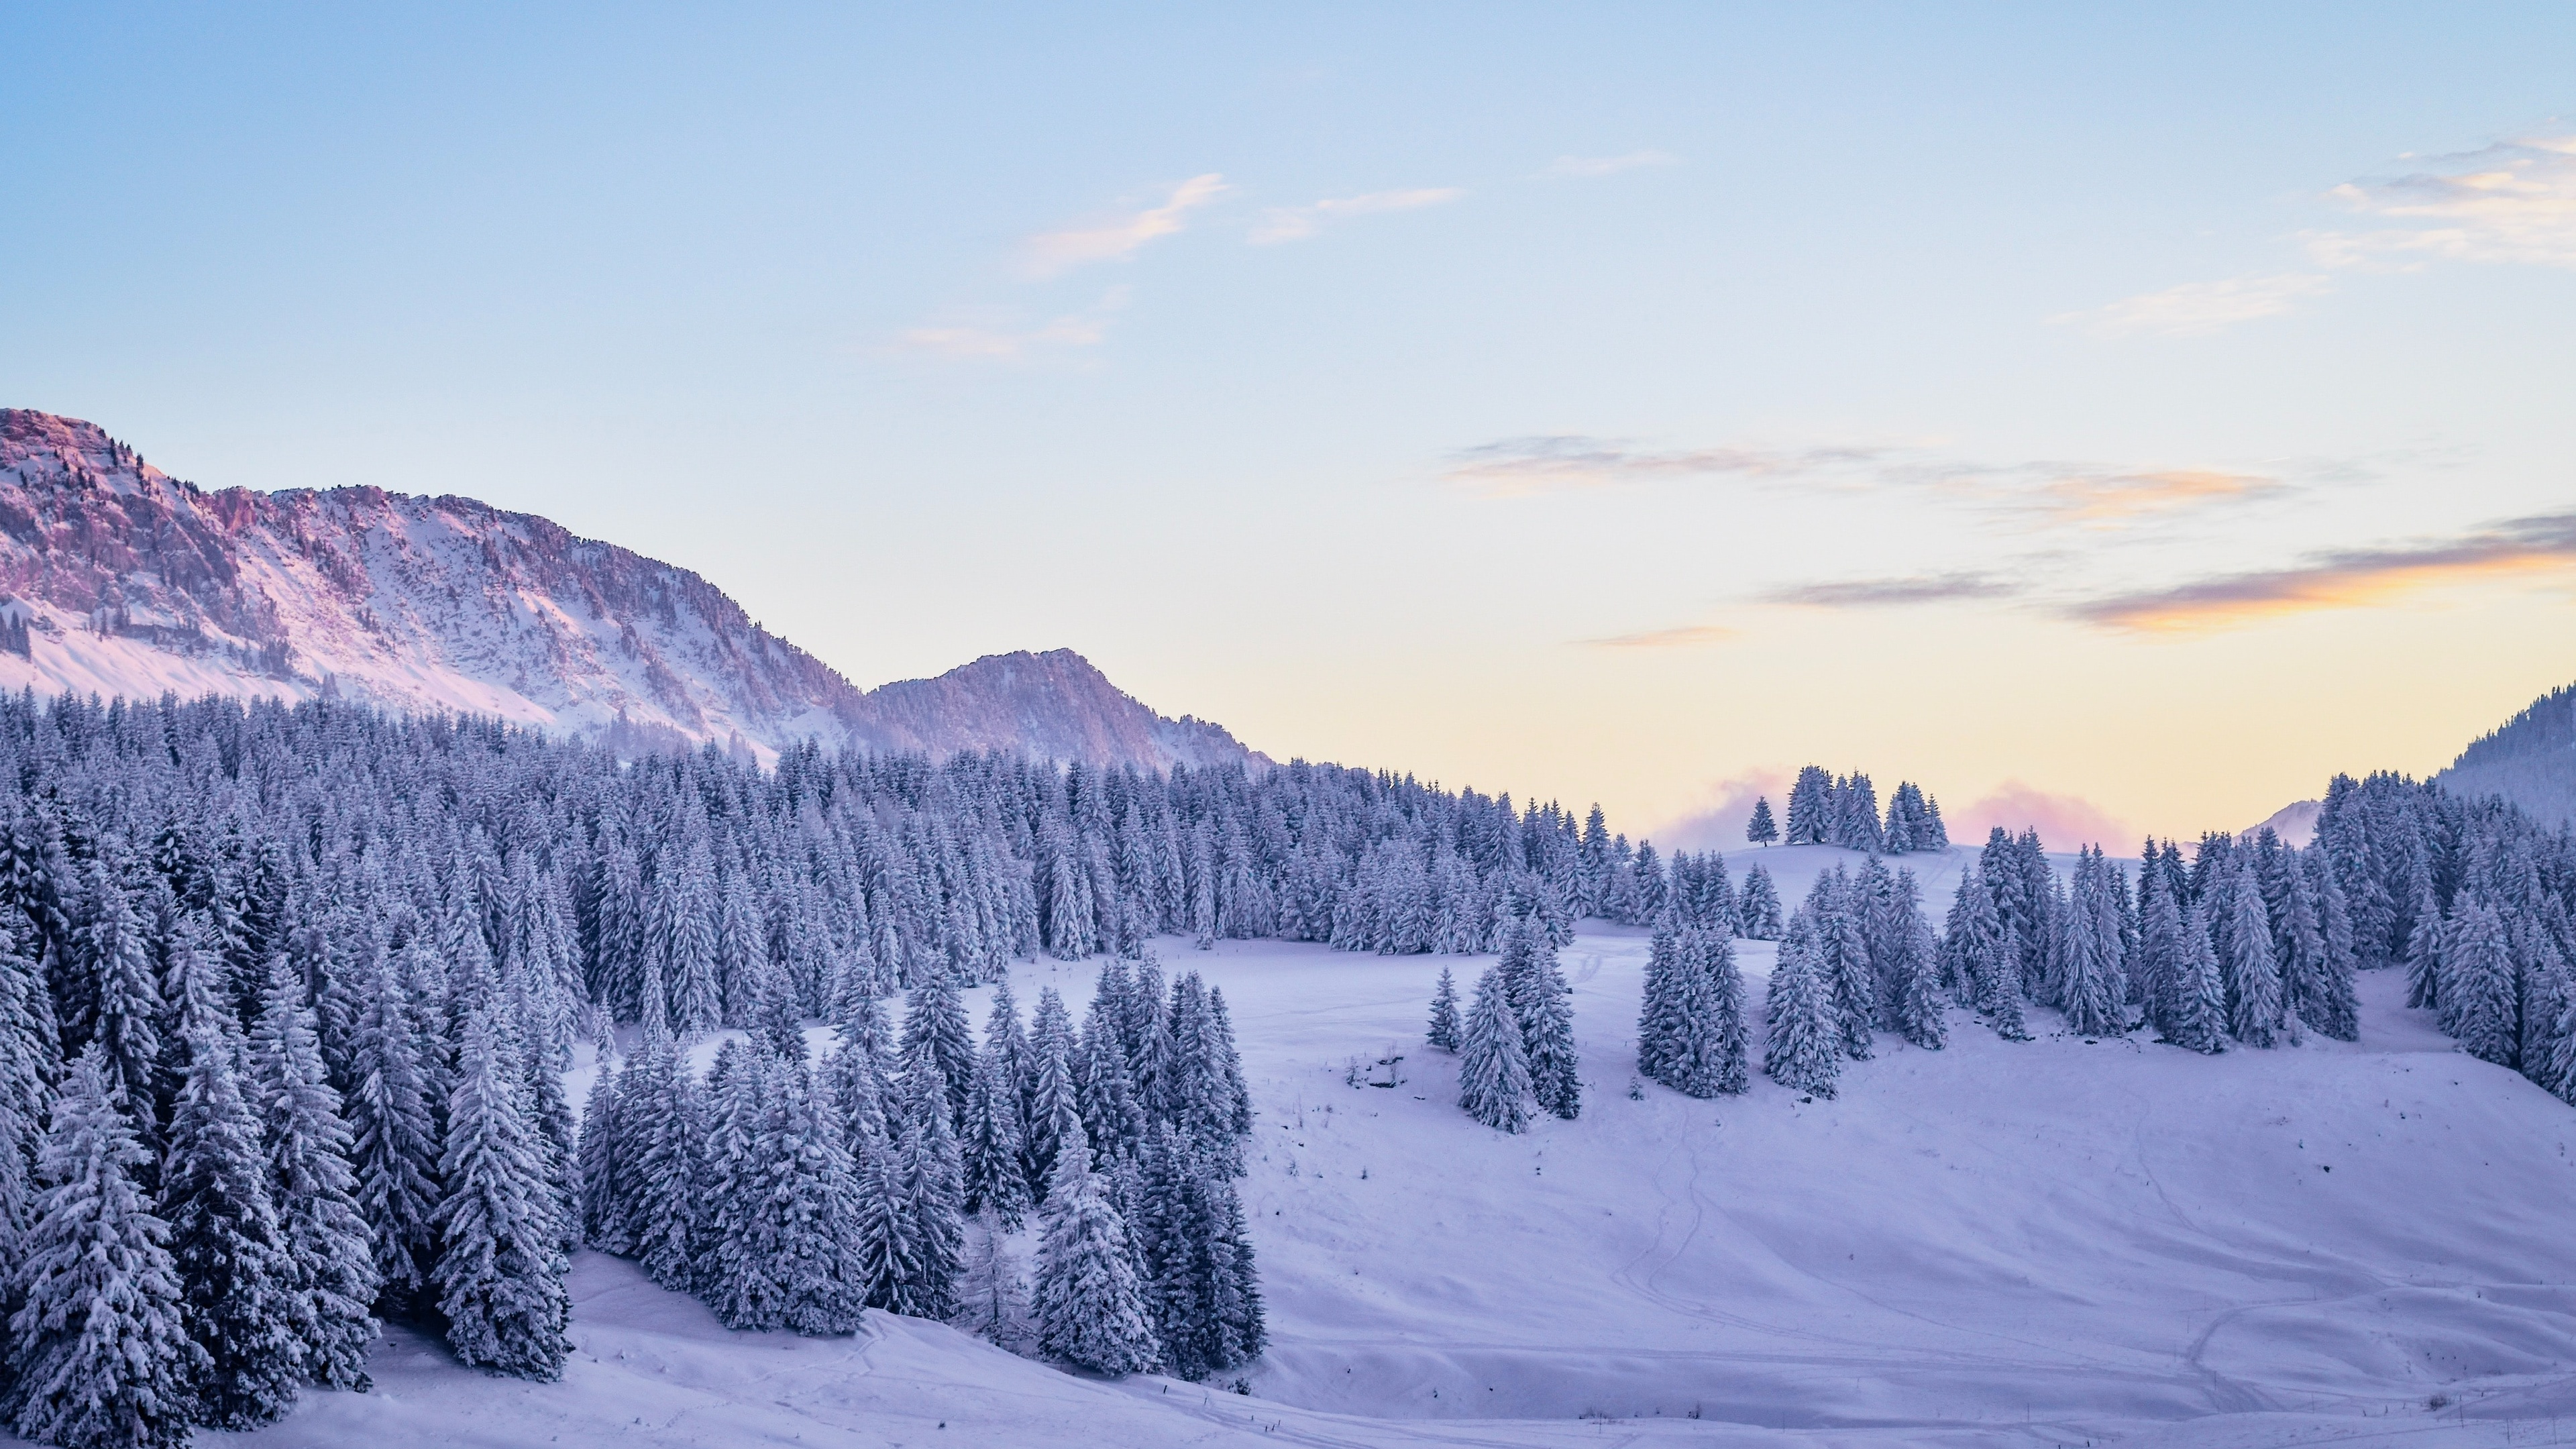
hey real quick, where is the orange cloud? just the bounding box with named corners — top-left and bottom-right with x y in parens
top-left (2025, 468), bottom-right (2284, 525)
top-left (1948, 782), bottom-right (2134, 851)
top-left (2071, 508), bottom-right (2576, 633)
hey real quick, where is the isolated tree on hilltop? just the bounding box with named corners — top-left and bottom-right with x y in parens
top-left (1747, 798), bottom-right (1778, 848)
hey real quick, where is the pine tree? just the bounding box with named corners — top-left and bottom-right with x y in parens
top-left (1426, 966), bottom-right (1462, 1053)
top-left (7, 1046), bottom-right (205, 1449)
top-left (1764, 918), bottom-right (1841, 1098)
top-left (2445, 900), bottom-right (2518, 1067)
top-left (2058, 853), bottom-right (2126, 1038)
top-left (1032, 1118), bottom-right (1159, 1376)
top-left (957, 1210), bottom-right (1032, 1352)
top-left (2223, 865), bottom-right (2282, 1049)
top-left (66, 857), bottom-right (162, 1123)
top-left (1884, 872), bottom-right (1947, 1051)
top-left (1022, 987), bottom-right (1081, 1202)
top-left (162, 1010), bottom-right (303, 1428)
top-left (1815, 876), bottom-right (1876, 1059)
top-left (1736, 864), bottom-right (1782, 940)
top-left (1456, 966), bottom-right (1532, 1133)
top-left (576, 1055), bottom-right (629, 1254)
top-left (432, 1001), bottom-right (570, 1381)
top-left (247, 959), bottom-right (380, 1392)
top-left (1746, 798), bottom-right (1778, 847)
top-left (2298, 852), bottom-right (2361, 1042)
top-left (901, 965), bottom-right (975, 1132)
top-left (895, 1065), bottom-right (965, 1320)
top-left (626, 1037), bottom-right (703, 1293)
top-left (2153, 917), bottom-right (2221, 1060)
top-left (961, 1036), bottom-right (1032, 1230)
top-left (344, 947), bottom-right (439, 1305)
top-left (0, 914), bottom-right (55, 1301)
top-left (1636, 923), bottom-right (1686, 1084)
top-left (1507, 923), bottom-right (1580, 1120)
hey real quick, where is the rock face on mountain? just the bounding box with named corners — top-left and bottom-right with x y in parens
top-left (0, 409), bottom-right (1261, 771)
top-left (2437, 681), bottom-right (2576, 829)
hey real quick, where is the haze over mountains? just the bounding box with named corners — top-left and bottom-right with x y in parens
top-left (0, 409), bottom-right (1260, 771)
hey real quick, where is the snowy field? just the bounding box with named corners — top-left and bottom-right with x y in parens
top-left (184, 845), bottom-right (2576, 1447)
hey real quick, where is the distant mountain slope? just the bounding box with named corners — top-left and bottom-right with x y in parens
top-left (2436, 680), bottom-right (2576, 828)
top-left (0, 409), bottom-right (1260, 770)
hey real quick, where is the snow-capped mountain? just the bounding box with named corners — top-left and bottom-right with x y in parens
top-left (0, 409), bottom-right (1261, 770)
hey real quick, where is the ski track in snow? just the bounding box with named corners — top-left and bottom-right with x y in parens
top-left (169, 845), bottom-right (2576, 1448)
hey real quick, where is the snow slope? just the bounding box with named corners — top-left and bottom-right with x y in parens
top-left (197, 844), bottom-right (2576, 1448)
top-left (0, 410), bottom-right (1262, 769)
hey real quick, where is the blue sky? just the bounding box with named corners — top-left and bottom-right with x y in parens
top-left (8, 3), bottom-right (2576, 842)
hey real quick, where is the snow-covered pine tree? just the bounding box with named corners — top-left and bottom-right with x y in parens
top-left (1813, 873), bottom-right (1876, 1059)
top-left (1511, 924), bottom-right (1580, 1120)
top-left (1637, 921), bottom-right (1685, 1085)
top-left (1746, 798), bottom-right (1778, 848)
top-left (767, 1057), bottom-right (868, 1336)
top-left (1883, 871), bottom-right (1946, 1050)
top-left (957, 1208), bottom-right (1032, 1352)
top-left (161, 1010), bottom-right (303, 1428)
top-left (1783, 767), bottom-right (1832, 846)
top-left (2306, 849), bottom-right (2361, 1039)
top-left (0, 914), bottom-right (54, 1295)
top-left (1032, 1116), bottom-right (1158, 1377)
top-left (898, 1062), bottom-right (965, 1320)
top-left (961, 1033), bottom-right (1032, 1230)
top-left (1736, 863), bottom-right (1782, 941)
top-left (343, 945), bottom-right (439, 1307)
top-left (2222, 864), bottom-right (2282, 1049)
top-left (1023, 987), bottom-right (1081, 1202)
top-left (2444, 900), bottom-right (2518, 1067)
top-left (576, 1055), bottom-right (629, 1254)
top-left (627, 1035), bottom-right (704, 1293)
top-left (1764, 916), bottom-right (1841, 1098)
top-left (1456, 966), bottom-right (1533, 1133)
top-left (902, 963), bottom-right (976, 1134)
top-left (2163, 904), bottom-right (2230, 1054)
top-left (1426, 966), bottom-right (1462, 1053)
top-left (2058, 851), bottom-right (2126, 1038)
top-left (247, 959), bottom-right (380, 1393)
top-left (432, 999), bottom-right (570, 1381)
top-left (7, 1046), bottom-right (205, 1449)
top-left (66, 855), bottom-right (162, 1124)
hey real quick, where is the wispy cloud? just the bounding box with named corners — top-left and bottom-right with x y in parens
top-left (1909, 464), bottom-right (2291, 527)
top-left (2310, 134), bottom-right (2576, 270)
top-left (900, 288), bottom-right (1130, 362)
top-left (1446, 436), bottom-right (2297, 532)
top-left (1584, 622), bottom-right (1739, 649)
top-left (1544, 150), bottom-right (1679, 178)
top-left (2054, 273), bottom-right (2331, 337)
top-left (1017, 175), bottom-right (1228, 279)
top-left (1445, 435), bottom-right (1888, 496)
top-left (2068, 508), bottom-right (2576, 632)
top-left (1250, 187), bottom-right (1464, 244)
top-left (1762, 573), bottom-right (2020, 608)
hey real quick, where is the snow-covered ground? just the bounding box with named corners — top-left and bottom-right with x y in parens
top-left (193, 844), bottom-right (2576, 1447)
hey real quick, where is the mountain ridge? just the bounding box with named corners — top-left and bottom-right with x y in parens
top-left (0, 409), bottom-right (1263, 771)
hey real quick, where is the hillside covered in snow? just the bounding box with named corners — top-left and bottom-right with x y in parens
top-left (2438, 681), bottom-right (2576, 830)
top-left (243, 872), bottom-right (2576, 1448)
top-left (0, 409), bottom-right (1260, 769)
